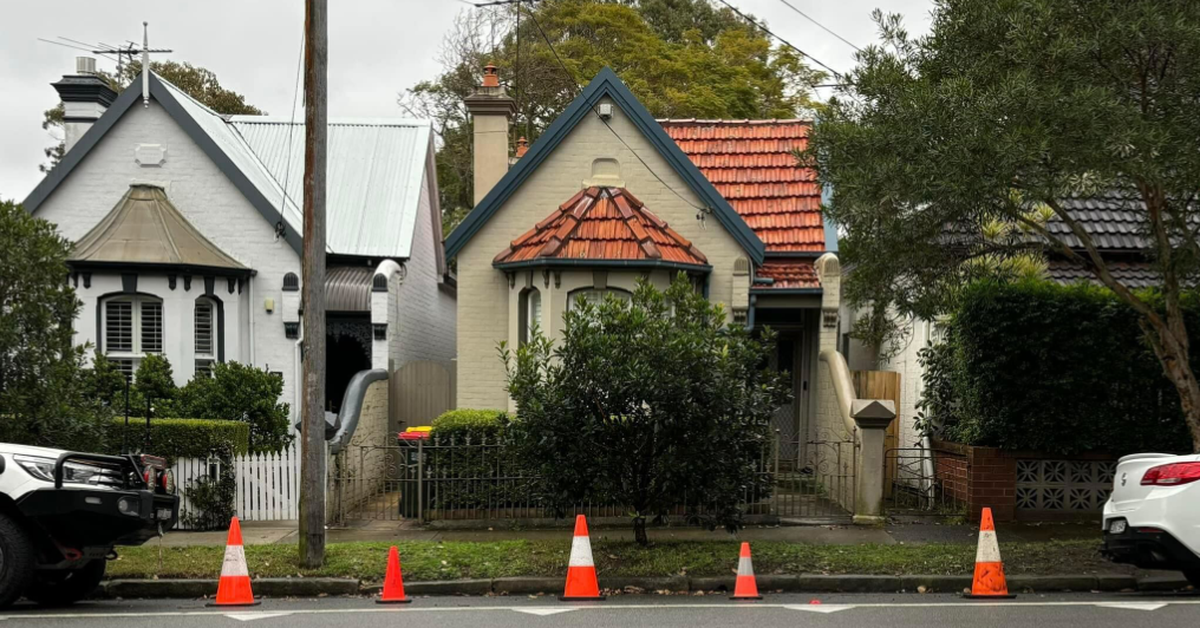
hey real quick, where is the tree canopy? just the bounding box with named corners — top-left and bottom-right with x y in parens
top-left (403, 0), bottom-right (823, 234)
top-left (41, 61), bottom-right (262, 172)
top-left (809, 0), bottom-right (1200, 450)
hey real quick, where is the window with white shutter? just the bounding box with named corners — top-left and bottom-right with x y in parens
top-left (194, 298), bottom-right (216, 376)
top-left (101, 295), bottom-right (164, 375)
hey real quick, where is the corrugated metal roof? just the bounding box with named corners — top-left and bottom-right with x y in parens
top-left (156, 75), bottom-right (431, 259)
top-left (325, 265), bottom-right (373, 312)
top-left (232, 116), bottom-right (432, 259)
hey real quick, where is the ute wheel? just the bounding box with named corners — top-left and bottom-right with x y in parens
top-left (0, 512), bottom-right (34, 608)
top-left (1185, 569), bottom-right (1200, 590)
top-left (24, 559), bottom-right (107, 607)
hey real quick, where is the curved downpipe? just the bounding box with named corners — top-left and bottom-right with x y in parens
top-left (328, 368), bottom-right (388, 455)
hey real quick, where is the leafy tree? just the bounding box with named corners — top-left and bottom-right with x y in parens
top-left (41, 61), bottom-right (262, 172)
top-left (809, 1), bottom-right (1200, 451)
top-left (134, 354), bottom-right (177, 408)
top-left (504, 275), bottom-right (790, 545)
top-left (174, 362), bottom-right (292, 453)
top-left (0, 200), bottom-right (112, 450)
top-left (403, 0), bottom-right (822, 235)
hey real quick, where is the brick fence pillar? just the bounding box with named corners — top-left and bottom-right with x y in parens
top-left (966, 446), bottom-right (1017, 522)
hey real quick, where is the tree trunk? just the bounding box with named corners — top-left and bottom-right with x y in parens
top-left (632, 516), bottom-right (648, 546)
top-left (1143, 318), bottom-right (1200, 452)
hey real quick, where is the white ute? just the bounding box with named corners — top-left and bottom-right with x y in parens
top-left (1102, 452), bottom-right (1200, 587)
top-left (0, 443), bottom-right (178, 607)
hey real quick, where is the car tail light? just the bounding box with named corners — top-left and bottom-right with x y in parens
top-left (1140, 462), bottom-right (1200, 486)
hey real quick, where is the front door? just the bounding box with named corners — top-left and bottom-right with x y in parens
top-left (770, 329), bottom-right (810, 465)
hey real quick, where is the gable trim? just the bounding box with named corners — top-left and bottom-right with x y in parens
top-left (443, 67), bottom-right (765, 264)
top-left (23, 75), bottom-right (304, 256)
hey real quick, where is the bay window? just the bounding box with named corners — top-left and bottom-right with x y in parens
top-left (102, 296), bottom-right (163, 378)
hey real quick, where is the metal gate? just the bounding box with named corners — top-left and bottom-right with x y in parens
top-left (330, 431), bottom-right (857, 526)
top-left (883, 446), bottom-right (967, 517)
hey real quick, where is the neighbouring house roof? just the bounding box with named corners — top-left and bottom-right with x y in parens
top-left (24, 73), bottom-right (435, 260)
top-left (445, 67), bottom-right (765, 264)
top-left (493, 187), bottom-right (709, 270)
top-left (1047, 259), bottom-right (1159, 289)
top-left (659, 119), bottom-right (823, 253)
top-left (754, 258), bottom-right (820, 291)
top-left (231, 117), bottom-right (433, 259)
top-left (71, 184), bottom-right (248, 273)
top-left (1049, 193), bottom-right (1150, 251)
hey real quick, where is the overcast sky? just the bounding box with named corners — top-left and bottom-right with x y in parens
top-left (0, 0), bottom-right (934, 201)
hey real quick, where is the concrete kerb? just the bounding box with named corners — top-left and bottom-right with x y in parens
top-left (97, 574), bottom-right (1188, 600)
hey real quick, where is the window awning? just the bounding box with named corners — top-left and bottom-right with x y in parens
top-left (70, 184), bottom-right (250, 274)
top-left (326, 265), bottom-right (374, 313)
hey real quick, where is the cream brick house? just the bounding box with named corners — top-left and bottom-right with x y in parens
top-left (445, 66), bottom-right (882, 484)
top-left (23, 58), bottom-right (456, 422)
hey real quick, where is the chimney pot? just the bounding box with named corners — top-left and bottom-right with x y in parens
top-left (75, 56), bottom-right (97, 75)
top-left (52, 57), bottom-right (118, 154)
top-left (482, 64), bottom-right (500, 88)
top-left (515, 136), bottom-right (529, 158)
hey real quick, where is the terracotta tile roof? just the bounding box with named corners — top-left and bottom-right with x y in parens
top-left (493, 187), bottom-right (709, 268)
top-left (755, 258), bottom-right (820, 290)
top-left (660, 119), bottom-right (823, 253)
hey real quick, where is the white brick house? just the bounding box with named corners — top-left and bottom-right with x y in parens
top-left (23, 60), bottom-right (455, 419)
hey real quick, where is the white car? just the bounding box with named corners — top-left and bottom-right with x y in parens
top-left (1102, 452), bottom-right (1200, 587)
top-left (0, 444), bottom-right (178, 607)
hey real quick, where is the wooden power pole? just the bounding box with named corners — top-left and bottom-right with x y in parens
top-left (299, 0), bottom-right (328, 568)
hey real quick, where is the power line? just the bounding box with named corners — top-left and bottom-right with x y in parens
top-left (519, 3), bottom-right (712, 214)
top-left (276, 26), bottom-right (307, 240)
top-left (775, 0), bottom-right (861, 52)
top-left (712, 0), bottom-right (845, 80)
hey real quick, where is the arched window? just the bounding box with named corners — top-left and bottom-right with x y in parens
top-left (518, 288), bottom-right (543, 345)
top-left (101, 295), bottom-right (163, 378)
top-left (194, 297), bottom-right (221, 376)
top-left (567, 287), bottom-right (631, 310)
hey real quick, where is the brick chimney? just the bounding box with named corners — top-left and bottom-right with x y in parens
top-left (464, 64), bottom-right (517, 206)
top-left (52, 57), bottom-right (118, 153)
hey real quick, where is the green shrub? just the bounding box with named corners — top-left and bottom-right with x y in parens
top-left (181, 445), bottom-right (236, 531)
top-left (920, 279), bottom-right (1194, 455)
top-left (430, 409), bottom-right (508, 440)
top-left (108, 418), bottom-right (249, 461)
top-left (134, 354), bottom-right (176, 404)
top-left (173, 362), bottom-right (291, 453)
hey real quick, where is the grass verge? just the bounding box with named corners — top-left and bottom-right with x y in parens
top-left (109, 539), bottom-right (1124, 582)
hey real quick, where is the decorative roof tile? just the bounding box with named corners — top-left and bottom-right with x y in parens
top-left (493, 187), bottom-right (708, 268)
top-left (660, 119), bottom-right (822, 253)
top-left (755, 258), bottom-right (820, 290)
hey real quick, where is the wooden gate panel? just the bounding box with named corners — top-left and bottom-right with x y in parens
top-left (389, 360), bottom-right (456, 431)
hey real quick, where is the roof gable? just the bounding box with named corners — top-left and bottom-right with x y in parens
top-left (444, 67), bottom-right (765, 263)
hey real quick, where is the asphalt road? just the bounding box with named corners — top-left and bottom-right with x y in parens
top-left (4, 593), bottom-right (1200, 628)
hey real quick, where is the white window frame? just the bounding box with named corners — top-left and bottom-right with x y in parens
top-left (194, 297), bottom-right (218, 376)
top-left (519, 288), bottom-right (543, 345)
top-left (102, 295), bottom-right (163, 377)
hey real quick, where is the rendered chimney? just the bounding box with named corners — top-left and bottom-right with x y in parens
top-left (464, 64), bottom-right (517, 205)
top-left (52, 57), bottom-right (118, 154)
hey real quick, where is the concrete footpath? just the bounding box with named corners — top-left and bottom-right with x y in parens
top-left (158, 519), bottom-right (1102, 547)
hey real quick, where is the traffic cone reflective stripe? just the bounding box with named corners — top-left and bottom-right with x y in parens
top-left (965, 507), bottom-right (1015, 599)
top-left (560, 515), bottom-right (604, 601)
top-left (209, 517), bottom-right (259, 607)
top-left (730, 542), bottom-right (762, 600)
top-left (377, 545), bottom-right (411, 604)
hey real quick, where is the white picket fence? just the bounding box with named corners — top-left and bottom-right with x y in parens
top-left (172, 441), bottom-right (302, 529)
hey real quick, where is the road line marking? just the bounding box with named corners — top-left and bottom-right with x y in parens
top-left (783, 604), bottom-right (852, 614)
top-left (512, 607), bottom-right (579, 616)
top-left (1095, 602), bottom-right (1168, 612)
top-left (224, 611), bottom-right (295, 621)
top-left (5, 599), bottom-right (1200, 620)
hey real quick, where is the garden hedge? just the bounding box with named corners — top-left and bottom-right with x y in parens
top-left (108, 418), bottom-right (250, 461)
top-left (922, 279), bottom-right (1194, 455)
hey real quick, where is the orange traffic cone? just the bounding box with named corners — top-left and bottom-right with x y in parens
top-left (965, 507), bottom-right (1015, 599)
top-left (377, 545), bottom-right (411, 604)
top-left (208, 517), bottom-right (259, 607)
top-left (560, 515), bottom-right (604, 601)
top-left (730, 542), bottom-right (762, 600)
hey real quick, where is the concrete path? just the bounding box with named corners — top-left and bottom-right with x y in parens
top-left (158, 519), bottom-right (1099, 547)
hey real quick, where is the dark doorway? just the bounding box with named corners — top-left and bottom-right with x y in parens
top-left (326, 317), bottom-right (372, 413)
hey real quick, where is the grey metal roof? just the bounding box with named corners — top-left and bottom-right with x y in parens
top-left (231, 116), bottom-right (432, 259)
top-left (325, 265), bottom-right (373, 312)
top-left (1048, 193), bottom-right (1151, 251)
top-left (71, 184), bottom-right (247, 271)
top-left (1047, 259), bottom-right (1160, 289)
